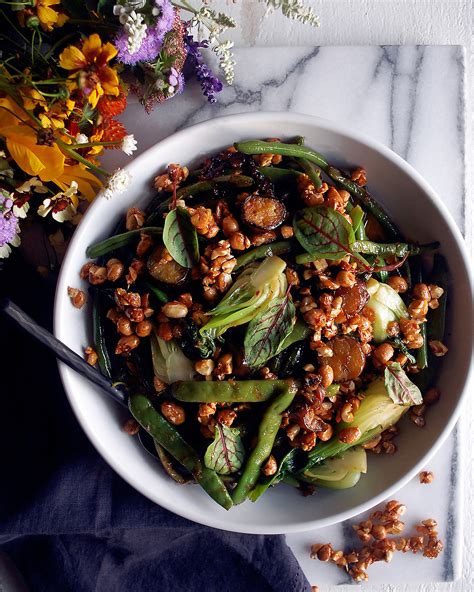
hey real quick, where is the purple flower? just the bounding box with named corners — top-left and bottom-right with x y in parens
top-left (0, 193), bottom-right (19, 247)
top-left (184, 34), bottom-right (223, 104)
top-left (115, 0), bottom-right (175, 65)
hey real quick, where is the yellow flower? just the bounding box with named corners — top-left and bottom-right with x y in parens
top-left (0, 125), bottom-right (65, 180)
top-left (21, 87), bottom-right (75, 129)
top-left (17, 0), bottom-right (68, 31)
top-left (36, 0), bottom-right (69, 32)
top-left (52, 164), bottom-right (103, 201)
top-left (59, 34), bottom-right (120, 108)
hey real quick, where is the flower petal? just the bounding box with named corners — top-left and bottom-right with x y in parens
top-left (59, 45), bottom-right (87, 71)
top-left (2, 125), bottom-right (65, 180)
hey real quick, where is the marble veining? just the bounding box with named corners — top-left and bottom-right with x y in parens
top-left (103, 44), bottom-right (466, 586)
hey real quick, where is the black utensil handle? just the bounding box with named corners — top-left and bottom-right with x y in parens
top-left (1, 298), bottom-right (127, 407)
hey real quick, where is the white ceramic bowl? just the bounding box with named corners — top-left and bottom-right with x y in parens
top-left (55, 113), bottom-right (472, 534)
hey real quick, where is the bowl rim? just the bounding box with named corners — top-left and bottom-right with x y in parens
top-left (54, 111), bottom-right (473, 534)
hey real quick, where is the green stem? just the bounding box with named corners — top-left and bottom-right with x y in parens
top-left (55, 138), bottom-right (109, 177)
top-left (234, 240), bottom-right (293, 270)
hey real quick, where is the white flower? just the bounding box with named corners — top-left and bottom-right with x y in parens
top-left (214, 40), bottom-right (236, 85)
top-left (13, 201), bottom-right (30, 219)
top-left (37, 181), bottom-right (79, 222)
top-left (103, 168), bottom-right (131, 200)
top-left (16, 177), bottom-right (48, 194)
top-left (121, 134), bottom-right (137, 156)
top-left (75, 133), bottom-right (89, 144)
top-left (123, 11), bottom-right (147, 55)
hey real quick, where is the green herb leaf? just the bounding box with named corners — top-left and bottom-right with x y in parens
top-left (163, 206), bottom-right (199, 268)
top-left (244, 294), bottom-right (296, 369)
top-left (384, 363), bottom-right (423, 406)
top-left (204, 424), bottom-right (245, 475)
top-left (293, 206), bottom-right (356, 261)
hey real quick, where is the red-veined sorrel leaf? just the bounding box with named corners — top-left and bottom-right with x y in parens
top-left (384, 362), bottom-right (423, 406)
top-left (204, 424), bottom-right (245, 475)
top-left (293, 206), bottom-right (356, 261)
top-left (163, 206), bottom-right (199, 268)
top-left (244, 294), bottom-right (296, 369)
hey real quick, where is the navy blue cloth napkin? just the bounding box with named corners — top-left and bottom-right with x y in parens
top-left (0, 261), bottom-right (310, 592)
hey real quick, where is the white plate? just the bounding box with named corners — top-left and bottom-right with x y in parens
top-left (54, 112), bottom-right (473, 534)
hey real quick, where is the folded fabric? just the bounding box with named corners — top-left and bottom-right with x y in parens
top-left (0, 262), bottom-right (310, 592)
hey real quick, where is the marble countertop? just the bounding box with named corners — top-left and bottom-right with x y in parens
top-left (99, 42), bottom-right (470, 591)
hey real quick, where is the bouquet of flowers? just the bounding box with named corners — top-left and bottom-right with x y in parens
top-left (0, 0), bottom-right (319, 263)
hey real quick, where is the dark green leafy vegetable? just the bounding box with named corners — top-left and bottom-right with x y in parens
top-left (293, 206), bottom-right (356, 261)
top-left (162, 206), bottom-right (199, 268)
top-left (244, 293), bottom-right (296, 369)
top-left (204, 424), bottom-right (245, 475)
top-left (86, 227), bottom-right (163, 258)
top-left (129, 393), bottom-right (233, 510)
top-left (141, 280), bottom-right (169, 304)
top-left (384, 362), bottom-right (423, 405)
top-left (179, 319), bottom-right (217, 360)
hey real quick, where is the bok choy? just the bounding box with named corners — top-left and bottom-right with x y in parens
top-left (201, 256), bottom-right (287, 337)
top-left (151, 329), bottom-right (195, 384)
top-left (365, 278), bottom-right (408, 342)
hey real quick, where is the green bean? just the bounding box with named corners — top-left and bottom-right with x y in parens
top-left (411, 257), bottom-right (428, 370)
top-left (295, 252), bottom-right (327, 264)
top-left (178, 174), bottom-right (254, 198)
top-left (234, 240), bottom-right (293, 270)
top-left (257, 166), bottom-right (303, 183)
top-left (427, 254), bottom-right (448, 341)
top-left (129, 393), bottom-right (233, 510)
top-left (146, 175), bottom-right (255, 225)
top-left (173, 379), bottom-right (295, 403)
top-left (351, 205), bottom-right (365, 240)
top-left (388, 336), bottom-right (416, 364)
top-left (86, 227), bottom-right (163, 258)
top-left (141, 280), bottom-right (169, 304)
top-left (413, 254), bottom-right (448, 391)
top-left (232, 382), bottom-right (298, 504)
top-left (352, 240), bottom-right (439, 258)
top-left (294, 157), bottom-right (323, 189)
top-left (248, 448), bottom-right (297, 501)
top-left (92, 293), bottom-right (112, 379)
top-left (235, 140), bottom-right (400, 238)
top-left (154, 442), bottom-right (193, 484)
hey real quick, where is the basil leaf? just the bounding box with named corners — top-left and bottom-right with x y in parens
top-left (163, 206), bottom-right (199, 268)
top-left (384, 362), bottom-right (423, 406)
top-left (204, 424), bottom-right (245, 475)
top-left (293, 206), bottom-right (356, 260)
top-left (244, 295), bottom-right (296, 369)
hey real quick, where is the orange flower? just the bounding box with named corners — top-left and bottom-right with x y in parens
top-left (59, 34), bottom-right (120, 109)
top-left (97, 87), bottom-right (127, 118)
top-left (99, 119), bottom-right (127, 145)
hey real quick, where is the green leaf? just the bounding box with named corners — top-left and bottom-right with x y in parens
top-left (163, 206), bottom-right (199, 269)
top-left (384, 363), bottom-right (423, 406)
top-left (244, 294), bottom-right (296, 369)
top-left (204, 424), bottom-right (245, 475)
top-left (293, 206), bottom-right (356, 261)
